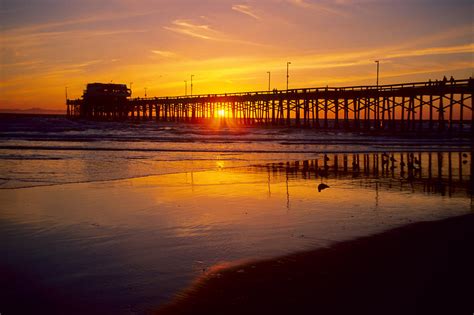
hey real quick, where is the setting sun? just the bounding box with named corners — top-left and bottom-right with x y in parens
top-left (217, 109), bottom-right (226, 118)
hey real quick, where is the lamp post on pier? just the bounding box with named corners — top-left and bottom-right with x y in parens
top-left (286, 62), bottom-right (291, 91)
top-left (144, 87), bottom-right (147, 98)
top-left (375, 60), bottom-right (380, 87)
top-left (190, 75), bottom-right (194, 96)
top-left (267, 71), bottom-right (271, 91)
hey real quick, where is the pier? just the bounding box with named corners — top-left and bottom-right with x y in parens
top-left (67, 78), bottom-right (474, 133)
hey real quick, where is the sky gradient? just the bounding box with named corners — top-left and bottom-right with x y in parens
top-left (1, 0), bottom-right (473, 110)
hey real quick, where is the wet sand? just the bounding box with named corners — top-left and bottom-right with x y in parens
top-left (156, 213), bottom-right (474, 315)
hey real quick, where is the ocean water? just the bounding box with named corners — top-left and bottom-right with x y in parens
top-left (0, 115), bottom-right (470, 189)
top-left (0, 115), bottom-right (472, 314)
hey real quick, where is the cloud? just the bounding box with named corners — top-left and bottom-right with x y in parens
top-left (67, 60), bottom-right (103, 68)
top-left (0, 28), bottom-right (147, 53)
top-left (385, 43), bottom-right (474, 59)
top-left (291, 43), bottom-right (474, 73)
top-left (151, 50), bottom-right (177, 58)
top-left (232, 4), bottom-right (261, 20)
top-left (1, 10), bottom-right (155, 34)
top-left (164, 19), bottom-right (219, 41)
top-left (1, 60), bottom-right (43, 68)
top-left (163, 19), bottom-right (268, 47)
top-left (287, 0), bottom-right (347, 16)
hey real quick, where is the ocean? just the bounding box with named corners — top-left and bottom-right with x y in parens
top-left (0, 114), bottom-right (472, 314)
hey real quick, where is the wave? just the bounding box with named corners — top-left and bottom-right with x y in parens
top-left (0, 144), bottom-right (470, 154)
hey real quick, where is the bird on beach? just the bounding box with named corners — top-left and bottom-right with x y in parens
top-left (318, 183), bottom-right (330, 192)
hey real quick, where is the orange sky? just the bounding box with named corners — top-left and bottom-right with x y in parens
top-left (1, 0), bottom-right (473, 110)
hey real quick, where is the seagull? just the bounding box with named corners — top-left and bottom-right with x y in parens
top-left (318, 183), bottom-right (330, 192)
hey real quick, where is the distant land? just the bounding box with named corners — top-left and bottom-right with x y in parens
top-left (0, 108), bottom-right (65, 115)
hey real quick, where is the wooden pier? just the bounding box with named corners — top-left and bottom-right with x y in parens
top-left (67, 78), bottom-right (474, 133)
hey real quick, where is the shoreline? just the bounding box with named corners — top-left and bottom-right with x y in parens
top-left (155, 213), bottom-right (474, 315)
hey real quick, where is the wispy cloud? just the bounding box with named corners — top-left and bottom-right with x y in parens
top-left (385, 43), bottom-right (474, 59)
top-left (163, 19), bottom-right (268, 47)
top-left (232, 4), bottom-right (261, 20)
top-left (292, 43), bottom-right (474, 72)
top-left (287, 0), bottom-right (347, 16)
top-left (1, 11), bottom-right (155, 34)
top-left (0, 28), bottom-right (147, 53)
top-left (164, 19), bottom-right (219, 41)
top-left (66, 60), bottom-right (103, 68)
top-left (151, 50), bottom-right (177, 58)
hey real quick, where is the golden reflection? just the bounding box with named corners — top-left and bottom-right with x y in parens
top-left (216, 160), bottom-right (225, 169)
top-left (120, 151), bottom-right (473, 240)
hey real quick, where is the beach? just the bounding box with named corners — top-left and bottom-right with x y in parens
top-left (0, 115), bottom-right (472, 314)
top-left (3, 0), bottom-right (474, 312)
top-left (156, 213), bottom-right (474, 315)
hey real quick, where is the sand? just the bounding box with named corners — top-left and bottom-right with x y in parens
top-left (155, 213), bottom-right (474, 315)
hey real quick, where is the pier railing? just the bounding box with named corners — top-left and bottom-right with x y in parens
top-left (67, 78), bottom-right (474, 133)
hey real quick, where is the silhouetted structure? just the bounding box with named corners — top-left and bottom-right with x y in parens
top-left (67, 78), bottom-right (474, 133)
top-left (68, 83), bottom-right (131, 119)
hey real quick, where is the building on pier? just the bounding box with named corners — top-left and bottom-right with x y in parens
top-left (68, 83), bottom-right (131, 119)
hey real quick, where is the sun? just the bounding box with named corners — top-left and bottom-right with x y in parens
top-left (217, 109), bottom-right (226, 117)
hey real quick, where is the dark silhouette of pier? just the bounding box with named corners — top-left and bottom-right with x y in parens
top-left (67, 78), bottom-right (474, 133)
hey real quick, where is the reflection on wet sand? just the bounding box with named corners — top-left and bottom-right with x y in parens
top-left (155, 151), bottom-right (473, 315)
top-left (245, 151), bottom-right (472, 198)
top-left (0, 151), bottom-right (472, 315)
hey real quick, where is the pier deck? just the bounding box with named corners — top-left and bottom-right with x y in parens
top-left (67, 78), bottom-right (474, 133)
